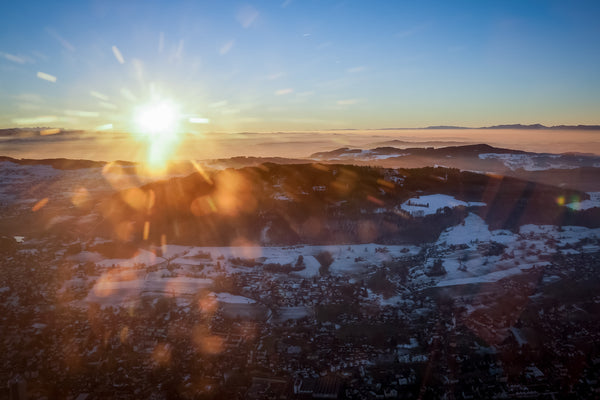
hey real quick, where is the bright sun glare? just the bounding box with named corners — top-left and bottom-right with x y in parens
top-left (133, 99), bottom-right (182, 170)
top-left (134, 99), bottom-right (180, 138)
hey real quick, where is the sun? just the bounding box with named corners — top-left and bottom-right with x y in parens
top-left (132, 98), bottom-right (182, 170)
top-left (134, 99), bottom-right (180, 138)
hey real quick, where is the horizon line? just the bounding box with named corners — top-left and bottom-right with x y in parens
top-left (2, 122), bottom-right (600, 134)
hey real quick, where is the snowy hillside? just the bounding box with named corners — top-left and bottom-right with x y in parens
top-left (400, 194), bottom-right (485, 216)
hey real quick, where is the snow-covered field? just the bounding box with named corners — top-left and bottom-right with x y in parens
top-left (76, 243), bottom-right (422, 307)
top-left (273, 306), bottom-right (313, 322)
top-left (68, 206), bottom-right (600, 309)
top-left (313, 149), bottom-right (409, 161)
top-left (567, 192), bottom-right (600, 211)
top-left (85, 273), bottom-right (213, 306)
top-left (156, 243), bottom-right (422, 277)
top-left (211, 292), bottom-right (255, 304)
top-left (478, 153), bottom-right (581, 171)
top-left (73, 211), bottom-right (600, 310)
top-left (96, 249), bottom-right (161, 268)
top-left (400, 194), bottom-right (485, 216)
top-left (430, 213), bottom-right (600, 288)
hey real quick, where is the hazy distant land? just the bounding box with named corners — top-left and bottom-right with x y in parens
top-left (1, 125), bottom-right (599, 162)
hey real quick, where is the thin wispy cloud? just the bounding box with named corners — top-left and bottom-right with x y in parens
top-left (132, 59), bottom-right (144, 82)
top-left (112, 46), bottom-right (125, 64)
top-left (90, 91), bottom-right (109, 101)
top-left (31, 51), bottom-right (48, 62)
top-left (96, 123), bottom-right (113, 131)
top-left (240, 116), bottom-right (262, 123)
top-left (169, 39), bottom-right (184, 63)
top-left (266, 72), bottom-right (285, 80)
top-left (17, 103), bottom-right (41, 111)
top-left (64, 110), bottom-right (99, 118)
top-left (209, 100), bottom-right (228, 108)
top-left (347, 66), bottom-right (365, 73)
top-left (1, 52), bottom-right (26, 64)
top-left (237, 5), bottom-right (259, 28)
top-left (13, 115), bottom-right (58, 125)
top-left (396, 23), bottom-right (430, 39)
top-left (15, 93), bottom-right (44, 103)
top-left (99, 102), bottom-right (118, 110)
top-left (46, 28), bottom-right (75, 52)
top-left (219, 40), bottom-right (235, 55)
top-left (36, 71), bottom-right (57, 83)
top-left (276, 88), bottom-right (294, 96)
top-left (317, 41), bottom-right (333, 50)
top-left (120, 88), bottom-right (137, 102)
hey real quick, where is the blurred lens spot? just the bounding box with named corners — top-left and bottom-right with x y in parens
top-left (152, 343), bottom-right (172, 366)
top-left (143, 221), bottom-right (150, 240)
top-left (193, 325), bottom-right (224, 355)
top-left (190, 196), bottom-right (216, 216)
top-left (32, 198), bottom-right (49, 212)
top-left (71, 187), bottom-right (91, 208)
top-left (120, 326), bottom-right (129, 343)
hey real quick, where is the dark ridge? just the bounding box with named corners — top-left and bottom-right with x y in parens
top-left (94, 163), bottom-right (595, 247)
top-left (310, 143), bottom-right (528, 159)
top-left (368, 140), bottom-right (468, 148)
top-left (424, 125), bottom-right (468, 129)
top-left (0, 156), bottom-right (134, 170)
top-left (408, 143), bottom-right (528, 156)
top-left (206, 156), bottom-right (311, 168)
top-left (478, 124), bottom-right (600, 130)
top-left (483, 124), bottom-right (547, 130)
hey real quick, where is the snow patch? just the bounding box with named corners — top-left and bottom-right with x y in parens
top-left (567, 192), bottom-right (600, 211)
top-left (437, 213), bottom-right (492, 246)
top-left (211, 292), bottom-right (256, 304)
top-left (479, 153), bottom-right (580, 171)
top-left (400, 194), bottom-right (485, 216)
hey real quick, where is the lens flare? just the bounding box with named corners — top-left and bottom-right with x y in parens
top-left (133, 98), bottom-right (182, 170)
top-left (134, 100), bottom-right (179, 135)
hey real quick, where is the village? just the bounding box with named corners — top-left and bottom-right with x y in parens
top-left (1, 159), bottom-right (600, 398)
top-left (1, 223), bottom-right (600, 399)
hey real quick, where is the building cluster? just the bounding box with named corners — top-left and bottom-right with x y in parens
top-left (1, 235), bottom-right (600, 399)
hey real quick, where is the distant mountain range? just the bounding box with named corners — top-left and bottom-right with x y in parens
top-left (425, 124), bottom-right (600, 130)
top-left (2, 143), bottom-right (600, 191)
top-left (309, 144), bottom-right (600, 191)
top-left (330, 124), bottom-right (600, 130)
top-left (0, 128), bottom-right (84, 136)
top-left (2, 124), bottom-right (599, 137)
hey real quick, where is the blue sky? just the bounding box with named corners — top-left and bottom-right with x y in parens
top-left (1, 0), bottom-right (599, 131)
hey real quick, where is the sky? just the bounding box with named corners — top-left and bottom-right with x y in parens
top-left (1, 0), bottom-right (599, 133)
